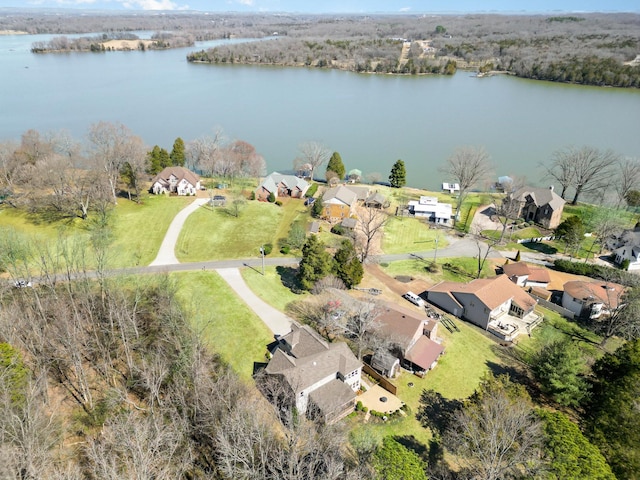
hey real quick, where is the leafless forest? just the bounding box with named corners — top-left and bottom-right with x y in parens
top-left (1, 10), bottom-right (638, 85)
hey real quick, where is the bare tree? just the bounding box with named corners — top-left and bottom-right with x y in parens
top-left (87, 121), bottom-right (145, 204)
top-left (356, 206), bottom-right (387, 262)
top-left (549, 146), bottom-right (619, 205)
top-left (615, 157), bottom-right (640, 208)
top-left (472, 227), bottom-right (500, 278)
top-left (297, 141), bottom-right (330, 182)
top-left (440, 146), bottom-right (492, 225)
top-left (444, 375), bottom-right (543, 480)
top-left (85, 411), bottom-right (193, 479)
top-left (543, 149), bottom-right (576, 200)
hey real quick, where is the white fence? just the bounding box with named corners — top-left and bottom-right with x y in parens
top-left (516, 235), bottom-right (556, 244)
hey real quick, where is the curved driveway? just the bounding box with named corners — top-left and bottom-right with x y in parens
top-left (150, 198), bottom-right (208, 266)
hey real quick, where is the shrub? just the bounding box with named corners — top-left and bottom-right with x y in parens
top-left (262, 243), bottom-right (273, 255)
top-left (267, 191), bottom-right (276, 203)
top-left (356, 401), bottom-right (364, 412)
top-left (275, 200), bottom-right (283, 206)
top-left (305, 183), bottom-right (319, 197)
top-left (331, 224), bottom-right (345, 235)
top-left (249, 191), bottom-right (256, 200)
top-left (554, 259), bottom-right (638, 287)
top-left (280, 245), bottom-right (291, 254)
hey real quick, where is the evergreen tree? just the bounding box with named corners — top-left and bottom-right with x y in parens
top-left (170, 137), bottom-right (186, 167)
top-left (147, 145), bottom-right (163, 174)
top-left (311, 197), bottom-right (324, 218)
top-left (373, 436), bottom-right (427, 480)
top-left (389, 159), bottom-right (406, 188)
top-left (586, 339), bottom-right (640, 479)
top-left (538, 410), bottom-right (615, 480)
top-left (298, 235), bottom-right (332, 291)
top-left (531, 340), bottom-right (588, 407)
top-left (158, 147), bottom-right (171, 170)
top-left (326, 151), bottom-right (346, 181)
top-left (333, 239), bottom-right (363, 288)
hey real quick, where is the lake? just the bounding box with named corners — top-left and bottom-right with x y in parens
top-left (1, 33), bottom-right (639, 189)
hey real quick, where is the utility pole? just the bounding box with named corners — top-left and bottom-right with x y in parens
top-left (260, 245), bottom-right (265, 275)
top-left (433, 234), bottom-right (439, 264)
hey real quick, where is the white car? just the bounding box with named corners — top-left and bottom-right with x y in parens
top-left (13, 279), bottom-right (32, 288)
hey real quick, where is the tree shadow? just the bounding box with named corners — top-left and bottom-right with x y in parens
top-left (393, 434), bottom-right (429, 460)
top-left (276, 265), bottom-right (303, 293)
top-left (521, 241), bottom-right (557, 255)
top-left (415, 389), bottom-right (462, 437)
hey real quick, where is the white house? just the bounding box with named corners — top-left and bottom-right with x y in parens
top-left (408, 196), bottom-right (452, 224)
top-left (151, 166), bottom-right (200, 195)
top-left (264, 324), bottom-right (362, 423)
top-left (562, 280), bottom-right (626, 319)
top-left (610, 227), bottom-right (640, 271)
top-left (442, 182), bottom-right (460, 194)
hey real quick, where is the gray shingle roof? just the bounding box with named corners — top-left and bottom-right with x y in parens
top-left (151, 166), bottom-right (199, 187)
top-left (511, 186), bottom-right (565, 211)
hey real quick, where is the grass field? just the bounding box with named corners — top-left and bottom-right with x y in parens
top-left (173, 270), bottom-right (274, 380)
top-left (382, 216), bottom-right (449, 254)
top-left (380, 256), bottom-right (496, 284)
top-left (0, 194), bottom-right (192, 271)
top-left (109, 195), bottom-right (193, 267)
top-left (241, 265), bottom-right (307, 312)
top-left (176, 199), bottom-right (313, 262)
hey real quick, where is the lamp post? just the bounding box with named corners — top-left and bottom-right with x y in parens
top-left (260, 245), bottom-right (265, 276)
top-left (433, 234), bottom-right (439, 264)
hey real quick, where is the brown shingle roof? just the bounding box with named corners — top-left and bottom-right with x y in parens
top-left (309, 379), bottom-right (356, 416)
top-left (374, 303), bottom-right (425, 351)
top-left (151, 166), bottom-right (199, 187)
top-left (502, 262), bottom-right (551, 284)
top-left (563, 280), bottom-right (626, 309)
top-left (428, 275), bottom-right (537, 312)
top-left (405, 336), bottom-right (444, 371)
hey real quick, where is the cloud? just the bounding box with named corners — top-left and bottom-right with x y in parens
top-left (236, 0), bottom-right (255, 5)
top-left (399, 6), bottom-right (411, 11)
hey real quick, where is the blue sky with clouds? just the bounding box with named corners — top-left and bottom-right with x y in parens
top-left (1, 0), bottom-right (638, 12)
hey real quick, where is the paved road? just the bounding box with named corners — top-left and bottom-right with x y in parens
top-left (150, 198), bottom-right (208, 266)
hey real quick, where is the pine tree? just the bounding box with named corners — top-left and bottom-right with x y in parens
top-left (158, 147), bottom-right (171, 170)
top-left (389, 159), bottom-right (407, 188)
top-left (147, 145), bottom-right (163, 174)
top-left (170, 137), bottom-right (186, 167)
top-left (326, 151), bottom-right (345, 181)
top-left (298, 235), bottom-right (332, 291)
top-left (333, 239), bottom-right (363, 288)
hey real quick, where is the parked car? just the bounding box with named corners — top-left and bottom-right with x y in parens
top-left (14, 279), bottom-right (32, 288)
top-left (403, 291), bottom-right (425, 307)
top-left (304, 197), bottom-right (316, 206)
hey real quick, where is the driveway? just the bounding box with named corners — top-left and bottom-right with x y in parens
top-left (216, 268), bottom-right (293, 337)
top-left (150, 198), bottom-right (208, 266)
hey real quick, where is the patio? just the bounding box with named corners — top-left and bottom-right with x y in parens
top-left (488, 310), bottom-right (543, 341)
top-left (359, 384), bottom-right (404, 414)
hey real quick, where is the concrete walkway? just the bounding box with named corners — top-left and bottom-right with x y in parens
top-left (150, 198), bottom-right (208, 266)
top-left (216, 268), bottom-right (293, 337)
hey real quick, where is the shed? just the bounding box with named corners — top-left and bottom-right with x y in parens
top-left (370, 350), bottom-right (400, 378)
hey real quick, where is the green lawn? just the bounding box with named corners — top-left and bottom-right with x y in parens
top-left (382, 216), bottom-right (449, 254)
top-left (0, 195), bottom-right (193, 271)
top-left (176, 199), bottom-right (312, 262)
top-left (241, 265), bottom-right (307, 312)
top-left (176, 201), bottom-right (284, 261)
top-left (349, 316), bottom-right (503, 446)
top-left (172, 271), bottom-right (274, 381)
top-left (109, 194), bottom-right (193, 267)
top-left (380, 256), bottom-right (495, 284)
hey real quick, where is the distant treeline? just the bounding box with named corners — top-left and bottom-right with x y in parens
top-left (31, 32), bottom-right (202, 53)
top-left (187, 37), bottom-right (458, 75)
top-left (6, 10), bottom-right (639, 87)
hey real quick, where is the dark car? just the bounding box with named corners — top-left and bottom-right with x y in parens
top-left (304, 197), bottom-right (316, 206)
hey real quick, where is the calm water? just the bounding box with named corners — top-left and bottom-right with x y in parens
top-left (1, 33), bottom-right (639, 189)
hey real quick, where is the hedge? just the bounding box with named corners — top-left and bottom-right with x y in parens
top-left (553, 259), bottom-right (638, 287)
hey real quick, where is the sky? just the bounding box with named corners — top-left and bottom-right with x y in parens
top-left (0, 0), bottom-right (637, 13)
